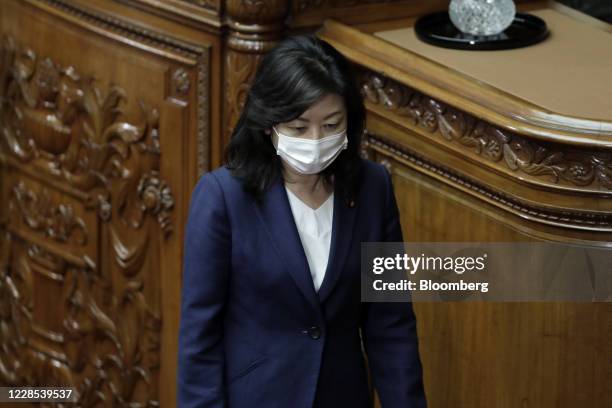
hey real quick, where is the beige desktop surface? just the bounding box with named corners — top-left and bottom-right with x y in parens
top-left (373, 8), bottom-right (612, 121)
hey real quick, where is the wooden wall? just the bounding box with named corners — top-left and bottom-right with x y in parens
top-left (0, 1), bottom-right (452, 406)
top-left (2, 1), bottom-right (608, 408)
top-left (316, 12), bottom-right (612, 406)
top-left (0, 0), bottom-right (219, 406)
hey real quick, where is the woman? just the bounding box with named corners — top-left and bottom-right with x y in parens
top-left (178, 34), bottom-right (426, 408)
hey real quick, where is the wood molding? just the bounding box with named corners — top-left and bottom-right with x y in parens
top-left (358, 69), bottom-right (612, 196)
top-left (0, 32), bottom-right (172, 404)
top-left (316, 18), bottom-right (612, 146)
top-left (30, 0), bottom-right (211, 177)
top-left (363, 132), bottom-right (612, 232)
top-left (0, 35), bottom-right (176, 226)
top-left (222, 0), bottom-right (289, 148)
top-left (112, 0), bottom-right (223, 31)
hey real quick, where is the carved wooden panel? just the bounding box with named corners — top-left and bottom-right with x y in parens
top-left (223, 0), bottom-right (288, 146)
top-left (359, 70), bottom-right (612, 193)
top-left (360, 73), bottom-right (612, 192)
top-left (325, 13), bottom-right (612, 406)
top-left (0, 0), bottom-right (212, 406)
top-left (355, 68), bottom-right (612, 232)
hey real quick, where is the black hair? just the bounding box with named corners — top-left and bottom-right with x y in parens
top-left (224, 33), bottom-right (365, 206)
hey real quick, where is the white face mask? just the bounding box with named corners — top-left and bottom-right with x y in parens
top-left (273, 126), bottom-right (348, 175)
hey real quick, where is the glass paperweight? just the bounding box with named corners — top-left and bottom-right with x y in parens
top-left (449, 0), bottom-right (516, 36)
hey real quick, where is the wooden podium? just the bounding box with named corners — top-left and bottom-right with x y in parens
top-left (317, 2), bottom-right (611, 407)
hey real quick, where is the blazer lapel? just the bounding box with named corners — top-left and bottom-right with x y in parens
top-left (253, 175), bottom-right (359, 310)
top-left (317, 184), bottom-right (358, 304)
top-left (253, 176), bottom-right (321, 313)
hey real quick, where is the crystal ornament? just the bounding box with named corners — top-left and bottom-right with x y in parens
top-left (449, 0), bottom-right (516, 36)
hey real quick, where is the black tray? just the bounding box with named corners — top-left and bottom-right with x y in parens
top-left (414, 11), bottom-right (549, 50)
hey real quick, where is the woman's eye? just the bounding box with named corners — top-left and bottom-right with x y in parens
top-left (324, 123), bottom-right (339, 129)
top-left (291, 127), bottom-right (307, 132)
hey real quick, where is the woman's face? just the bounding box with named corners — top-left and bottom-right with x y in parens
top-left (269, 93), bottom-right (347, 141)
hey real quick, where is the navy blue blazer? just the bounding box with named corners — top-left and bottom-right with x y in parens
top-left (178, 159), bottom-right (426, 408)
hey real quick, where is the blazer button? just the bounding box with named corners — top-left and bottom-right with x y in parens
top-left (306, 325), bottom-right (321, 340)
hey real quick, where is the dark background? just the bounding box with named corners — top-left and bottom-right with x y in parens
top-left (558, 0), bottom-right (612, 23)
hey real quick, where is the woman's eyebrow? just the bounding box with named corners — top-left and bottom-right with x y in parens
top-left (295, 110), bottom-right (343, 122)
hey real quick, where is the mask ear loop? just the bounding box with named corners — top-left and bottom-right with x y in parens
top-left (271, 125), bottom-right (282, 155)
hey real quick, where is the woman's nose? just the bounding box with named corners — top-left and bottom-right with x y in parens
top-left (308, 127), bottom-right (324, 140)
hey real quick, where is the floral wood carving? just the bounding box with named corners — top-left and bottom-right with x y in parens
top-left (0, 233), bottom-right (161, 406)
top-left (223, 0), bottom-right (288, 147)
top-left (363, 131), bottom-right (612, 231)
top-left (0, 34), bottom-right (170, 406)
top-left (171, 67), bottom-right (190, 95)
top-left (63, 263), bottom-right (161, 407)
top-left (223, 50), bottom-right (263, 146)
top-left (134, 171), bottom-right (175, 236)
top-left (359, 70), bottom-right (612, 192)
top-left (9, 180), bottom-right (87, 245)
top-left (38, 0), bottom-right (210, 176)
top-left (0, 35), bottom-right (175, 235)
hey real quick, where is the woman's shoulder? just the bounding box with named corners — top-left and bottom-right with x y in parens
top-left (361, 158), bottom-right (387, 174)
top-left (190, 165), bottom-right (246, 205)
top-left (205, 165), bottom-right (233, 183)
top-left (197, 165), bottom-right (242, 190)
top-left (359, 158), bottom-right (391, 187)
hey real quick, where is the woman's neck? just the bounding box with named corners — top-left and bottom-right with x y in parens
top-left (282, 165), bottom-right (332, 195)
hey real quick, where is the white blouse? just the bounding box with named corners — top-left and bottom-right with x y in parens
top-left (284, 185), bottom-right (334, 292)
